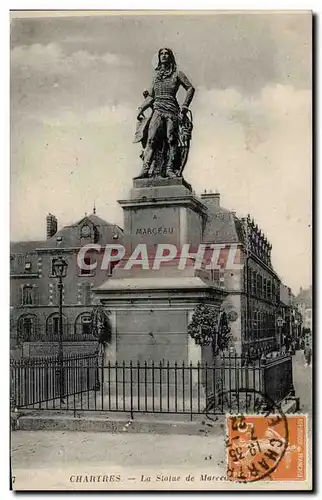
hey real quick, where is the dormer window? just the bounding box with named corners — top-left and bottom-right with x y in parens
top-left (25, 261), bottom-right (32, 272)
top-left (81, 225), bottom-right (91, 238)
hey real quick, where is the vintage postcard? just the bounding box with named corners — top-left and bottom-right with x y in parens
top-left (10, 10), bottom-right (312, 491)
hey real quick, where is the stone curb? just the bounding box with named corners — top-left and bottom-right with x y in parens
top-left (14, 397), bottom-right (299, 435)
top-left (17, 413), bottom-right (225, 436)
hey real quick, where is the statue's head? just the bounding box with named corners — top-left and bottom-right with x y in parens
top-left (156, 48), bottom-right (177, 71)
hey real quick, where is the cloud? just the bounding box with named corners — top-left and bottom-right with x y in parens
top-left (193, 84), bottom-right (310, 152)
top-left (11, 43), bottom-right (132, 75)
top-left (185, 84), bottom-right (311, 290)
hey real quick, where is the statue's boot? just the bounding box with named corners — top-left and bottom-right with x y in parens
top-left (165, 164), bottom-right (177, 179)
top-left (134, 163), bottom-right (150, 179)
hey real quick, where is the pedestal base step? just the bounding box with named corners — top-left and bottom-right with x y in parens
top-left (98, 394), bottom-right (207, 413)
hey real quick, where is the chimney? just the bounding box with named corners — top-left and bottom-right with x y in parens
top-left (200, 191), bottom-right (220, 209)
top-left (46, 213), bottom-right (58, 240)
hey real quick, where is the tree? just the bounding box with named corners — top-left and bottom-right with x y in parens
top-left (188, 303), bottom-right (231, 354)
top-left (90, 306), bottom-right (112, 346)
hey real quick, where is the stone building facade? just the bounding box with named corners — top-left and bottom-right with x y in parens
top-left (200, 192), bottom-right (281, 356)
top-left (294, 286), bottom-right (312, 332)
top-left (10, 212), bottom-right (123, 348)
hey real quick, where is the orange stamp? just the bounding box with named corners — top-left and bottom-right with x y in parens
top-left (226, 414), bottom-right (307, 483)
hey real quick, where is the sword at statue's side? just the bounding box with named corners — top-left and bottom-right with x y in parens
top-left (178, 109), bottom-right (193, 177)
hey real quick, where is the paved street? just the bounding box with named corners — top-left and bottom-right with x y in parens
top-left (11, 431), bottom-right (227, 490)
top-left (292, 350), bottom-right (312, 414)
top-left (11, 430), bottom-right (225, 469)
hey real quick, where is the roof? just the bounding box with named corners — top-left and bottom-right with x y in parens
top-left (294, 287), bottom-right (312, 308)
top-left (43, 217), bottom-right (123, 248)
top-left (10, 241), bottom-right (44, 254)
top-left (70, 214), bottom-right (120, 228)
top-left (202, 204), bottom-right (246, 245)
top-left (11, 213), bottom-right (124, 252)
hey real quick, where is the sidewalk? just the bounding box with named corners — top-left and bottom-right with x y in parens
top-left (11, 430), bottom-right (226, 469)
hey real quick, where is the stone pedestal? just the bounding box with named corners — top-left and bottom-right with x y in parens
top-left (93, 177), bottom-right (227, 412)
top-left (118, 177), bottom-right (207, 252)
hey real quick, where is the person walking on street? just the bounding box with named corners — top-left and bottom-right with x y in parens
top-left (304, 342), bottom-right (312, 367)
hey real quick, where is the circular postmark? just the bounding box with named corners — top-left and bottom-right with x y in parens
top-left (222, 389), bottom-right (289, 483)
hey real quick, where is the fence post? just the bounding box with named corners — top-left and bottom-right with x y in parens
top-left (288, 354), bottom-right (296, 397)
top-left (259, 356), bottom-right (267, 396)
top-left (130, 361), bottom-right (134, 420)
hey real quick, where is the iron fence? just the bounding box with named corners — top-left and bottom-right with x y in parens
top-left (10, 353), bottom-right (294, 418)
top-left (10, 353), bottom-right (99, 408)
top-left (16, 330), bottom-right (96, 344)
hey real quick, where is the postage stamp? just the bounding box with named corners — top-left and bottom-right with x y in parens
top-left (226, 414), bottom-right (307, 483)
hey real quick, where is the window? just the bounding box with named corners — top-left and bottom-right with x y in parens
top-left (22, 285), bottom-right (33, 305)
top-left (252, 271), bottom-right (256, 295)
top-left (80, 256), bottom-right (93, 276)
top-left (253, 311), bottom-right (258, 339)
top-left (46, 313), bottom-right (68, 338)
top-left (74, 313), bottom-right (92, 336)
top-left (17, 314), bottom-right (38, 342)
top-left (257, 275), bottom-right (261, 296)
top-left (81, 315), bottom-right (91, 335)
top-left (267, 280), bottom-right (271, 300)
top-left (263, 278), bottom-right (267, 299)
top-left (22, 317), bottom-right (32, 340)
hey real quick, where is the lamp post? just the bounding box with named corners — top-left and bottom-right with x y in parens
top-left (276, 315), bottom-right (284, 351)
top-left (52, 255), bottom-right (68, 404)
top-left (294, 318), bottom-right (298, 337)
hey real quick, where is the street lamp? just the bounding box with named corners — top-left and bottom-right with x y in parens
top-left (294, 319), bottom-right (298, 335)
top-left (276, 315), bottom-right (284, 351)
top-left (52, 255), bottom-right (68, 403)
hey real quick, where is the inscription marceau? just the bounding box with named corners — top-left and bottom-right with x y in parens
top-left (136, 227), bottom-right (174, 235)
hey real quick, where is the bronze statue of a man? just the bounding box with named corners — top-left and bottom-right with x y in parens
top-left (134, 48), bottom-right (195, 179)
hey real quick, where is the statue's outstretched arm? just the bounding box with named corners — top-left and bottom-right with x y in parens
top-left (178, 71), bottom-right (195, 110)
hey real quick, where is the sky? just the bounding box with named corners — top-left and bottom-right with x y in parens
top-left (10, 11), bottom-right (312, 293)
